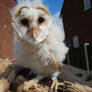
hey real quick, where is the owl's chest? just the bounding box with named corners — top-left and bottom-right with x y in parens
top-left (18, 44), bottom-right (51, 67)
top-left (14, 39), bottom-right (57, 75)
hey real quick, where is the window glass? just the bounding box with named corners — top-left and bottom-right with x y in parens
top-left (84, 0), bottom-right (91, 11)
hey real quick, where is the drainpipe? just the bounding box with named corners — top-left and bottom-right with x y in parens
top-left (84, 43), bottom-right (90, 76)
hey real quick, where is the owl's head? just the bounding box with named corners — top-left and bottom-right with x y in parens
top-left (11, 0), bottom-right (52, 45)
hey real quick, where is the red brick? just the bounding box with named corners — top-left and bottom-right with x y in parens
top-left (0, 0), bottom-right (16, 58)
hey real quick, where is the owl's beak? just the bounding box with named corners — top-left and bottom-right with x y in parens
top-left (27, 27), bottom-right (38, 41)
top-left (31, 30), bottom-right (37, 41)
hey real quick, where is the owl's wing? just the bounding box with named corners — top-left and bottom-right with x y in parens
top-left (52, 16), bottom-right (64, 31)
top-left (48, 17), bottom-right (65, 72)
top-left (51, 16), bottom-right (65, 42)
top-left (50, 52), bottom-right (62, 72)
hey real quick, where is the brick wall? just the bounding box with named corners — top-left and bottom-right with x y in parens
top-left (0, 0), bottom-right (16, 58)
top-left (62, 0), bottom-right (92, 46)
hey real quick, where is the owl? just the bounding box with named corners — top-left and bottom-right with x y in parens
top-left (11, 0), bottom-right (68, 91)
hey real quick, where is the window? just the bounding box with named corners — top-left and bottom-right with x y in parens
top-left (73, 36), bottom-right (79, 48)
top-left (84, 0), bottom-right (91, 11)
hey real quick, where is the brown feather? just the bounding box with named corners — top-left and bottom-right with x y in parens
top-left (15, 6), bottom-right (29, 17)
top-left (37, 7), bottom-right (50, 15)
top-left (50, 53), bottom-right (62, 72)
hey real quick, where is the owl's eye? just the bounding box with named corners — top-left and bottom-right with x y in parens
top-left (20, 18), bottom-right (29, 26)
top-left (38, 17), bottom-right (44, 24)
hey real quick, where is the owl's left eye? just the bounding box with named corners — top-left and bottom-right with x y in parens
top-left (38, 17), bottom-right (44, 24)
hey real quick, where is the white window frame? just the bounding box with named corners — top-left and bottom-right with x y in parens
top-left (84, 0), bottom-right (91, 11)
top-left (73, 36), bottom-right (79, 48)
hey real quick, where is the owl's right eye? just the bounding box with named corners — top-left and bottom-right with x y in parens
top-left (20, 18), bottom-right (29, 26)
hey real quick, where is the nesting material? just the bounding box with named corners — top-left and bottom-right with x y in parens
top-left (0, 58), bottom-right (92, 92)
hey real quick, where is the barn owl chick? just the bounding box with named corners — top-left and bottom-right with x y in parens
top-left (11, 0), bottom-right (68, 91)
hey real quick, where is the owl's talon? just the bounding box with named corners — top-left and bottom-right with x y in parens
top-left (23, 80), bottom-right (38, 91)
top-left (50, 77), bottom-right (64, 92)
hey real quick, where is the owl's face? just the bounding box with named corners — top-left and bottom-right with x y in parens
top-left (12, 6), bottom-right (52, 45)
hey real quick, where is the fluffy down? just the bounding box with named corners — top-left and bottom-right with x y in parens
top-left (11, 0), bottom-right (69, 77)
